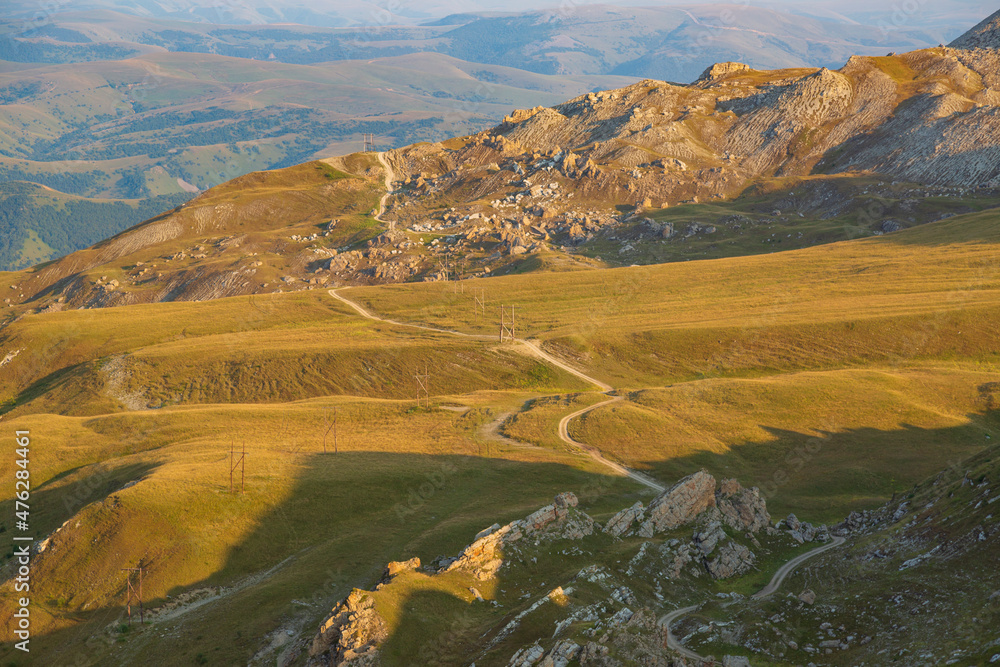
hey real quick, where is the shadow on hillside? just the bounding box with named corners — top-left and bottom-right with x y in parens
top-left (629, 408), bottom-right (1000, 521)
top-left (1, 461), bottom-right (161, 554)
top-left (0, 450), bottom-right (643, 666)
top-left (8, 409), bottom-right (999, 664)
top-left (0, 361), bottom-right (101, 417)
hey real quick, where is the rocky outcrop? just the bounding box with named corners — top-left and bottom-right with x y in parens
top-left (603, 501), bottom-right (645, 537)
top-left (446, 492), bottom-right (593, 579)
top-left (307, 590), bottom-right (387, 666)
top-left (609, 472), bottom-right (770, 540)
top-left (778, 513), bottom-right (827, 543)
top-left (636, 471), bottom-right (717, 536)
top-left (705, 541), bottom-right (755, 579)
top-left (376, 557), bottom-right (419, 587)
top-left (308, 492), bottom-right (593, 666)
top-left (698, 61), bottom-right (751, 82)
top-left (693, 521), bottom-right (727, 555)
top-left (716, 478), bottom-right (770, 532)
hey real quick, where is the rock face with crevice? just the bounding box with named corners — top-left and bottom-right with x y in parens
top-left (716, 478), bottom-right (771, 533)
top-left (636, 470), bottom-right (718, 536)
top-left (606, 471), bottom-right (769, 539)
top-left (307, 590), bottom-right (387, 667)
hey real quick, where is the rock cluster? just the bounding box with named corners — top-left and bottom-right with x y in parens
top-left (509, 639), bottom-right (581, 667)
top-left (445, 492), bottom-right (593, 580)
top-left (307, 493), bottom-right (592, 666)
top-left (307, 590), bottom-right (387, 666)
top-left (778, 513), bottom-right (828, 543)
top-left (705, 541), bottom-right (755, 579)
top-left (603, 471), bottom-right (770, 539)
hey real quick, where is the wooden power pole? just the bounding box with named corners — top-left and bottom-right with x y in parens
top-left (415, 365), bottom-right (430, 408)
top-left (499, 305), bottom-right (516, 342)
top-left (474, 288), bottom-right (486, 323)
top-left (230, 439), bottom-right (245, 494)
top-left (323, 406), bottom-right (338, 454)
top-left (122, 565), bottom-right (145, 626)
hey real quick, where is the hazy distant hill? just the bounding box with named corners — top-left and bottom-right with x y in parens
top-left (0, 181), bottom-right (191, 270)
top-left (0, 50), bottom-right (632, 198)
top-left (0, 6), bottom-right (953, 82)
top-left (1, 11), bottom-right (1000, 667)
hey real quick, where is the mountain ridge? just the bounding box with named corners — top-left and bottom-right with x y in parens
top-left (4, 34), bottom-right (1000, 315)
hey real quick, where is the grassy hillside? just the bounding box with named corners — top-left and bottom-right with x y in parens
top-left (347, 207), bottom-right (1000, 386)
top-left (0, 197), bottom-right (996, 664)
top-left (0, 397), bottom-right (641, 666)
top-left (0, 181), bottom-right (192, 270)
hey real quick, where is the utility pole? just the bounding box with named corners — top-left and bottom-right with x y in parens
top-left (453, 258), bottom-right (465, 294)
top-left (323, 406), bottom-right (338, 454)
top-left (122, 565), bottom-right (145, 626)
top-left (415, 364), bottom-right (430, 408)
top-left (474, 288), bottom-right (486, 323)
top-left (230, 438), bottom-right (246, 494)
top-left (499, 304), bottom-right (516, 342)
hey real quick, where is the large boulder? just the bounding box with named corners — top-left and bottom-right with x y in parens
top-left (716, 478), bottom-right (771, 532)
top-left (308, 590), bottom-right (387, 666)
top-left (637, 471), bottom-right (717, 536)
top-left (705, 541), bottom-right (755, 579)
top-left (603, 501), bottom-right (644, 537)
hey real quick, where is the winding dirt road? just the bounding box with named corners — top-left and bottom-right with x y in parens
top-left (659, 535), bottom-right (848, 660)
top-left (557, 396), bottom-right (665, 492)
top-left (658, 604), bottom-right (703, 661)
top-left (330, 158), bottom-right (663, 492)
top-left (327, 288), bottom-right (662, 491)
top-left (751, 535), bottom-right (846, 599)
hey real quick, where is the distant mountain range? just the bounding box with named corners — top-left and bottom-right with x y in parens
top-left (0, 6), bottom-right (960, 81)
top-left (6, 10), bottom-right (1000, 310)
top-left (0, 4), bottom-right (991, 269)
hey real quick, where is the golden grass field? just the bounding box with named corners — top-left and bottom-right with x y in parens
top-left (0, 199), bottom-right (998, 664)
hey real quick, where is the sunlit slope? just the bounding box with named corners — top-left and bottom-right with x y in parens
top-left (0, 155), bottom-right (385, 312)
top-left (0, 290), bottom-right (590, 418)
top-left (348, 207), bottom-right (1000, 386)
top-left (506, 365), bottom-right (999, 520)
top-left (0, 395), bottom-right (642, 666)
